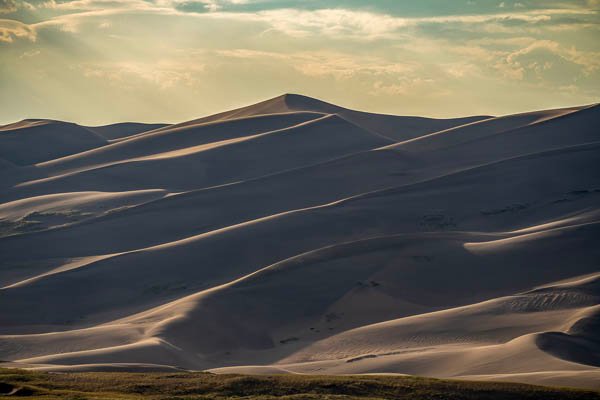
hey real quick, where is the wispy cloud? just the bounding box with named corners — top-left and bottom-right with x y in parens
top-left (78, 59), bottom-right (205, 89)
top-left (0, 18), bottom-right (35, 41)
top-left (9, 4), bottom-right (596, 40)
top-left (0, 0), bottom-right (19, 14)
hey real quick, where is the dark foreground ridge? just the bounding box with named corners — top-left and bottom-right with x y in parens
top-left (0, 368), bottom-right (599, 400)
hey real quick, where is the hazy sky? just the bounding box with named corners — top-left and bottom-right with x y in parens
top-left (1, 0), bottom-right (599, 124)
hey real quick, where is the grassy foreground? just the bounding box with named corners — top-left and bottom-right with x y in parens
top-left (0, 368), bottom-right (598, 399)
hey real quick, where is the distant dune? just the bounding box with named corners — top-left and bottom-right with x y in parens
top-left (0, 94), bottom-right (598, 390)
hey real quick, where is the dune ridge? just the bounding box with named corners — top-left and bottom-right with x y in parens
top-left (0, 94), bottom-right (598, 390)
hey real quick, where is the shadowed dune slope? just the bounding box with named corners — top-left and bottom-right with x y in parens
top-left (86, 122), bottom-right (169, 141)
top-left (36, 112), bottom-right (323, 176)
top-left (7, 114), bottom-right (390, 198)
top-left (0, 95), bottom-right (598, 390)
top-left (0, 120), bottom-right (107, 165)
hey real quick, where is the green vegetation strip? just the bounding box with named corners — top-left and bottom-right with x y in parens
top-left (0, 368), bottom-right (598, 399)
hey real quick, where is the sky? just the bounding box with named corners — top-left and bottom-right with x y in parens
top-left (1, 0), bottom-right (599, 125)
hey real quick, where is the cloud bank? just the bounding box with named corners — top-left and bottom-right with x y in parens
top-left (0, 0), bottom-right (598, 124)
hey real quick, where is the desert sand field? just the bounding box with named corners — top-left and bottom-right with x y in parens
top-left (0, 94), bottom-right (598, 389)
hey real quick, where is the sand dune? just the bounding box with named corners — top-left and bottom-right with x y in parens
top-left (189, 93), bottom-right (489, 141)
top-left (86, 122), bottom-right (168, 141)
top-left (0, 94), bottom-right (598, 389)
top-left (0, 119), bottom-right (107, 165)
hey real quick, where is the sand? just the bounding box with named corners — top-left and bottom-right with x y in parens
top-left (0, 94), bottom-right (598, 389)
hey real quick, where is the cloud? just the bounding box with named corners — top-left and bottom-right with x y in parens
top-left (370, 77), bottom-right (439, 96)
top-left (160, 0), bottom-right (254, 13)
top-left (19, 48), bottom-right (39, 57)
top-left (37, 0), bottom-right (252, 13)
top-left (506, 40), bottom-right (600, 74)
top-left (0, 0), bottom-right (45, 13)
top-left (448, 39), bottom-right (600, 82)
top-left (215, 49), bottom-right (417, 80)
top-left (1, 1), bottom-right (599, 123)
top-left (0, 0), bottom-right (18, 13)
top-left (211, 48), bottom-right (455, 99)
top-left (77, 59), bottom-right (206, 89)
top-left (0, 18), bottom-right (35, 41)
top-left (48, 0), bottom-right (157, 10)
top-left (206, 8), bottom-right (596, 40)
top-left (252, 9), bottom-right (409, 39)
top-left (11, 4), bottom-right (595, 42)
